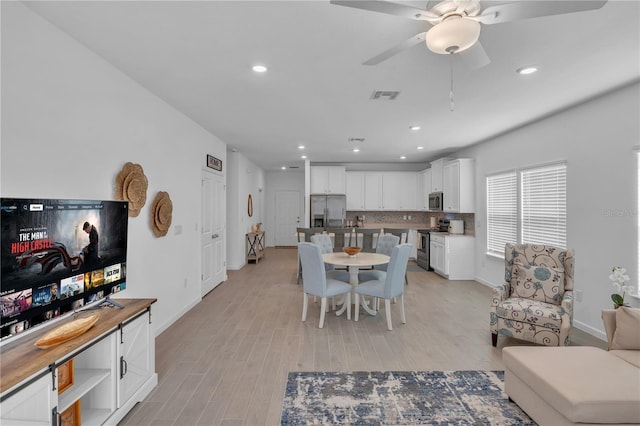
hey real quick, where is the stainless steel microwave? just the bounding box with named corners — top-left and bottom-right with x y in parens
top-left (428, 192), bottom-right (443, 211)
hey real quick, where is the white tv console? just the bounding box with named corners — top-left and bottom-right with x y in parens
top-left (0, 298), bottom-right (157, 425)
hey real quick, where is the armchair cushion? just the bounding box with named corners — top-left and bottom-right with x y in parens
top-left (511, 264), bottom-right (564, 305)
top-left (612, 307), bottom-right (640, 350)
top-left (496, 297), bottom-right (564, 330)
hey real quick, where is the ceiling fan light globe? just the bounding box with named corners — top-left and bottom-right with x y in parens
top-left (425, 17), bottom-right (481, 54)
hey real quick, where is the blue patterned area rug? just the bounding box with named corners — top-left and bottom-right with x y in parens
top-left (281, 370), bottom-right (535, 425)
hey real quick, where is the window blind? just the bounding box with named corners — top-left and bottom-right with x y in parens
top-left (486, 171), bottom-right (517, 255)
top-left (521, 163), bottom-right (567, 248)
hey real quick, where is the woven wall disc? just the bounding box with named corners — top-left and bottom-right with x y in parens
top-left (114, 162), bottom-right (148, 217)
top-left (151, 191), bottom-right (172, 237)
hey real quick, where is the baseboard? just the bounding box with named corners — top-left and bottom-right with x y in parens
top-left (572, 319), bottom-right (607, 342)
top-left (474, 276), bottom-right (499, 289)
top-left (227, 263), bottom-right (244, 270)
top-left (154, 298), bottom-right (200, 336)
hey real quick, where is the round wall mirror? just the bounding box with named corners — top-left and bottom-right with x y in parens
top-left (247, 194), bottom-right (253, 217)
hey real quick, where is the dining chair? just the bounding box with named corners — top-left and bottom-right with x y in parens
top-left (324, 227), bottom-right (352, 252)
top-left (354, 243), bottom-right (411, 330)
top-left (383, 228), bottom-right (409, 244)
top-left (351, 228), bottom-right (380, 253)
top-left (310, 234), bottom-right (349, 282)
top-left (298, 242), bottom-right (351, 328)
top-left (296, 227), bottom-right (324, 283)
top-left (358, 233), bottom-right (399, 282)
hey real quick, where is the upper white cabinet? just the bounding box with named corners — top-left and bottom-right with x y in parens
top-left (382, 173), bottom-right (417, 210)
top-left (443, 158), bottom-right (475, 213)
top-left (345, 172), bottom-right (365, 210)
top-left (364, 173), bottom-right (383, 210)
top-left (418, 169), bottom-right (432, 210)
top-left (359, 172), bottom-right (417, 211)
top-left (310, 166), bottom-right (346, 194)
top-left (430, 158), bottom-right (451, 192)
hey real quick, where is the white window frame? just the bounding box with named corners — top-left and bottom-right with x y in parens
top-left (486, 161), bottom-right (567, 258)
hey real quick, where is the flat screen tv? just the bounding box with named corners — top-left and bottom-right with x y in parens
top-left (0, 198), bottom-right (128, 341)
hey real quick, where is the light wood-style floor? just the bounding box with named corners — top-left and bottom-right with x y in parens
top-left (120, 247), bottom-right (605, 426)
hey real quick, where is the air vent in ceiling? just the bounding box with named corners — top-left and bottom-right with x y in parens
top-left (371, 90), bottom-right (400, 100)
top-left (289, 165), bottom-right (300, 169)
top-left (348, 137), bottom-right (365, 143)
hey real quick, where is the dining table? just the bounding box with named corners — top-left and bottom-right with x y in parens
top-left (322, 251), bottom-right (390, 316)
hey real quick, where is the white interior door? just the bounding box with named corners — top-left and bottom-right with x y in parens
top-left (201, 171), bottom-right (226, 297)
top-left (275, 190), bottom-right (300, 246)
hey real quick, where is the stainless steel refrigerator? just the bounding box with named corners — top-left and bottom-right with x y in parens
top-left (310, 194), bottom-right (346, 228)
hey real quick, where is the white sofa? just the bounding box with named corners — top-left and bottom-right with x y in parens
top-left (503, 307), bottom-right (640, 425)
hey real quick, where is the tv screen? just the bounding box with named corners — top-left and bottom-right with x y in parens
top-left (1, 198), bottom-right (128, 340)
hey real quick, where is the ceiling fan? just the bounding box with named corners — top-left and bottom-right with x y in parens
top-left (330, 0), bottom-right (608, 67)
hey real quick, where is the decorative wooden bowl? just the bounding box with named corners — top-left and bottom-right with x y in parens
top-left (34, 314), bottom-right (100, 349)
top-left (343, 246), bottom-right (361, 256)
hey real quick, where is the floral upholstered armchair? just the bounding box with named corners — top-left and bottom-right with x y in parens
top-left (490, 243), bottom-right (574, 347)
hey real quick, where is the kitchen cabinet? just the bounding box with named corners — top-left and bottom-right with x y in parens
top-left (430, 233), bottom-right (445, 272)
top-left (310, 166), bottom-right (346, 194)
top-left (350, 171), bottom-right (419, 211)
top-left (430, 158), bottom-right (451, 192)
top-left (364, 173), bottom-right (382, 210)
top-left (443, 159), bottom-right (475, 213)
top-left (345, 172), bottom-right (365, 210)
top-left (0, 299), bottom-right (157, 426)
top-left (381, 173), bottom-right (416, 210)
top-left (430, 234), bottom-right (475, 280)
top-left (418, 169), bottom-right (432, 210)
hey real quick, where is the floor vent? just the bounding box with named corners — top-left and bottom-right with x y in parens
top-left (371, 90), bottom-right (400, 100)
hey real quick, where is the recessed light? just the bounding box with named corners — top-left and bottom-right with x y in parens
top-left (301, 155), bottom-right (307, 159)
top-left (517, 66), bottom-right (538, 75)
top-left (400, 155), bottom-right (406, 160)
top-left (409, 126), bottom-right (421, 131)
top-left (298, 145), bottom-right (305, 150)
top-left (417, 146), bottom-right (424, 150)
top-left (252, 65), bottom-right (267, 73)
top-left (353, 148), bottom-right (360, 153)
top-left (281, 166), bottom-right (286, 170)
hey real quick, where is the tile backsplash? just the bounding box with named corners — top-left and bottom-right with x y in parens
top-left (346, 211), bottom-right (475, 235)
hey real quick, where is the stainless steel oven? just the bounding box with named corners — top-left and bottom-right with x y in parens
top-left (416, 229), bottom-right (432, 270)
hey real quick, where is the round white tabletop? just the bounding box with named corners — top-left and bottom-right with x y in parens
top-left (322, 252), bottom-right (389, 268)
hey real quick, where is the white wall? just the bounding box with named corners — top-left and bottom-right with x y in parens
top-left (226, 151), bottom-right (265, 269)
top-left (264, 171), bottom-right (305, 247)
top-left (1, 2), bottom-right (227, 335)
top-left (455, 82), bottom-right (640, 339)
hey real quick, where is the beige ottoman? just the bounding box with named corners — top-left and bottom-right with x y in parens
top-left (503, 346), bottom-right (640, 425)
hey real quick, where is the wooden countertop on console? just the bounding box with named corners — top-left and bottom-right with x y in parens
top-left (0, 298), bottom-right (156, 394)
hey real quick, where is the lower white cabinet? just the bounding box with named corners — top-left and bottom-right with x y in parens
top-left (1, 373), bottom-right (54, 425)
top-left (430, 234), bottom-right (445, 273)
top-left (0, 300), bottom-right (157, 426)
top-left (430, 234), bottom-right (475, 280)
top-left (117, 312), bottom-right (154, 410)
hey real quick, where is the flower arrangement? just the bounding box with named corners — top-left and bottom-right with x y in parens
top-left (609, 266), bottom-right (632, 309)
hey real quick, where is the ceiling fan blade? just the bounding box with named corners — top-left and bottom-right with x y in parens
top-left (478, 0), bottom-right (607, 25)
top-left (457, 41), bottom-right (491, 71)
top-left (363, 32), bottom-right (426, 66)
top-left (330, 0), bottom-right (438, 21)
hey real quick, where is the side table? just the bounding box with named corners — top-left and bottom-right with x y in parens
top-left (246, 231), bottom-right (265, 263)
